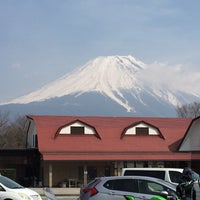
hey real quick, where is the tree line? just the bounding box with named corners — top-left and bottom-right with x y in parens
top-left (176, 101), bottom-right (200, 118)
top-left (0, 101), bottom-right (200, 148)
top-left (0, 111), bottom-right (26, 148)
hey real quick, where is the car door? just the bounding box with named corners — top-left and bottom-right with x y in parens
top-left (102, 178), bottom-right (141, 200)
top-left (138, 179), bottom-right (174, 200)
top-left (0, 184), bottom-right (18, 200)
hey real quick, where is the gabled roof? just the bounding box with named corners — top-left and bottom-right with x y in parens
top-left (178, 116), bottom-right (200, 151)
top-left (27, 115), bottom-right (193, 161)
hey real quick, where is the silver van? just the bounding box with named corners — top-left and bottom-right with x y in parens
top-left (121, 168), bottom-right (183, 185)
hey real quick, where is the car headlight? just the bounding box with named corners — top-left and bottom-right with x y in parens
top-left (30, 195), bottom-right (42, 200)
top-left (17, 193), bottom-right (32, 200)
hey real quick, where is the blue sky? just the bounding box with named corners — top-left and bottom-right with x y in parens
top-left (1, 0), bottom-right (200, 102)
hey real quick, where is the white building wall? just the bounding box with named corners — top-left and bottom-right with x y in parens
top-left (27, 120), bottom-right (37, 148)
top-left (179, 119), bottom-right (200, 151)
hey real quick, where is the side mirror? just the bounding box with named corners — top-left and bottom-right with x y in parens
top-left (161, 191), bottom-right (177, 200)
top-left (150, 191), bottom-right (169, 200)
top-left (160, 190), bottom-right (169, 197)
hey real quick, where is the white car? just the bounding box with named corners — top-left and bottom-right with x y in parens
top-left (0, 175), bottom-right (42, 200)
top-left (79, 176), bottom-right (177, 200)
top-left (121, 168), bottom-right (183, 185)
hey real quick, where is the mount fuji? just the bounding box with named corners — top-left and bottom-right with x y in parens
top-left (1, 55), bottom-right (200, 117)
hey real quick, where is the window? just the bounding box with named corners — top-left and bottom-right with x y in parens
top-left (78, 166), bottom-right (97, 181)
top-left (169, 171), bottom-right (182, 184)
top-left (70, 126), bottom-right (84, 134)
top-left (139, 180), bottom-right (163, 195)
top-left (78, 166), bottom-right (83, 181)
top-left (0, 185), bottom-right (5, 191)
top-left (87, 167), bottom-right (97, 180)
top-left (105, 166), bottom-right (110, 176)
top-left (33, 134), bottom-right (38, 148)
top-left (124, 170), bottom-right (165, 180)
top-left (104, 179), bottom-right (138, 193)
top-left (136, 127), bottom-right (149, 135)
top-left (139, 180), bottom-right (173, 196)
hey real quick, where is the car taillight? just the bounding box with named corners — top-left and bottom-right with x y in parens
top-left (83, 187), bottom-right (98, 196)
top-left (82, 179), bottom-right (100, 197)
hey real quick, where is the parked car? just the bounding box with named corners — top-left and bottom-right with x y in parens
top-left (121, 168), bottom-right (183, 185)
top-left (78, 176), bottom-right (177, 200)
top-left (0, 175), bottom-right (42, 200)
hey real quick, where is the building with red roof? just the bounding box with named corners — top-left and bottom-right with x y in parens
top-left (26, 115), bottom-right (200, 187)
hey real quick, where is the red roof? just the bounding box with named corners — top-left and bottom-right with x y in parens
top-left (28, 115), bottom-right (193, 161)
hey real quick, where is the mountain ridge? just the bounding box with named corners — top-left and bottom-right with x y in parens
top-left (3, 55), bottom-right (146, 111)
top-left (1, 55), bottom-right (200, 117)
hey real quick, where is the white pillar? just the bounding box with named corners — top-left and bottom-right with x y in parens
top-left (49, 163), bottom-right (53, 187)
top-left (83, 164), bottom-right (87, 186)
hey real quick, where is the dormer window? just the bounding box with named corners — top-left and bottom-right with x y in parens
top-left (71, 126), bottom-right (84, 135)
top-left (121, 121), bottom-right (164, 139)
top-left (56, 119), bottom-right (101, 139)
top-left (136, 127), bottom-right (149, 135)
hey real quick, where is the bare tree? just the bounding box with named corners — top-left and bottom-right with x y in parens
top-left (176, 102), bottom-right (200, 118)
top-left (0, 115), bottom-right (27, 148)
top-left (0, 110), bottom-right (10, 130)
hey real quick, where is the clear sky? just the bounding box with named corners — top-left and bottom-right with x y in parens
top-left (1, 0), bottom-right (200, 103)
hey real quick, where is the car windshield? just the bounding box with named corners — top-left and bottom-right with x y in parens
top-left (0, 176), bottom-right (24, 189)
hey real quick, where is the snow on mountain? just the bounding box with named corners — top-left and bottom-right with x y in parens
top-left (4, 55), bottom-right (145, 111)
top-left (2, 55), bottom-right (200, 116)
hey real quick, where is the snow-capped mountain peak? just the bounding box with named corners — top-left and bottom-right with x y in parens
top-left (2, 55), bottom-right (200, 117)
top-left (5, 55), bottom-right (145, 111)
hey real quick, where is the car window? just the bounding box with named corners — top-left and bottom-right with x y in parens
top-left (124, 170), bottom-right (165, 180)
top-left (0, 185), bottom-right (5, 191)
top-left (0, 176), bottom-right (23, 189)
top-left (104, 179), bottom-right (138, 193)
top-left (85, 178), bottom-right (100, 188)
top-left (169, 171), bottom-right (182, 184)
top-left (138, 180), bottom-right (173, 196)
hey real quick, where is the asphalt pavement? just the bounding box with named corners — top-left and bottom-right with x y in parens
top-left (42, 196), bottom-right (78, 200)
top-left (31, 187), bottom-right (79, 200)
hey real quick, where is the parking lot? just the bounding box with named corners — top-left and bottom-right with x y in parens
top-left (38, 184), bottom-right (200, 200)
top-left (35, 187), bottom-right (79, 200)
